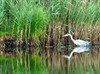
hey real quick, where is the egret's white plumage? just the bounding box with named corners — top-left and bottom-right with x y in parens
top-left (63, 34), bottom-right (91, 46)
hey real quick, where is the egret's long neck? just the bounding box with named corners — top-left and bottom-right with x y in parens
top-left (69, 35), bottom-right (74, 42)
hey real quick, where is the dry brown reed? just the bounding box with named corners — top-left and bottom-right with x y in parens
top-left (44, 21), bottom-right (100, 46)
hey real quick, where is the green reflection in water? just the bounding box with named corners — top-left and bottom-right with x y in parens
top-left (0, 50), bottom-right (49, 74)
top-left (0, 46), bottom-right (100, 74)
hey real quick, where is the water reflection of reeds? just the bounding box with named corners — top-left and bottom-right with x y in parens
top-left (40, 48), bottom-right (67, 74)
top-left (66, 46), bottom-right (100, 74)
top-left (39, 46), bottom-right (100, 74)
top-left (0, 46), bottom-right (100, 74)
top-left (0, 49), bottom-right (48, 74)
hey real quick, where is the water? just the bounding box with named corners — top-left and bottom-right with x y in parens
top-left (0, 46), bottom-right (100, 74)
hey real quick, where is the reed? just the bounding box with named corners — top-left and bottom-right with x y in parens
top-left (0, 0), bottom-right (100, 47)
top-left (37, 0), bottom-right (100, 24)
top-left (0, 0), bottom-right (49, 47)
top-left (40, 0), bottom-right (100, 46)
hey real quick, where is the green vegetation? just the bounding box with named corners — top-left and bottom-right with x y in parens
top-left (39, 0), bottom-right (100, 45)
top-left (0, 52), bottom-right (49, 74)
top-left (0, 0), bottom-right (100, 74)
top-left (0, 0), bottom-right (49, 39)
top-left (0, 0), bottom-right (100, 43)
top-left (38, 0), bottom-right (100, 24)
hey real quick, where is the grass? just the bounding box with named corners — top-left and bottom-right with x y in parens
top-left (0, 0), bottom-right (100, 46)
top-left (42, 0), bottom-right (100, 45)
top-left (0, 0), bottom-right (49, 40)
top-left (37, 0), bottom-right (100, 24)
top-left (70, 1), bottom-right (100, 25)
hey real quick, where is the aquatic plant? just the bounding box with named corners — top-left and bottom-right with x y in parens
top-left (0, 0), bottom-right (7, 36)
top-left (0, 0), bottom-right (49, 40)
top-left (36, 0), bottom-right (99, 25)
top-left (0, 0), bottom-right (100, 46)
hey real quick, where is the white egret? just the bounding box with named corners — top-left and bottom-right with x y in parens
top-left (63, 47), bottom-right (91, 59)
top-left (63, 34), bottom-right (91, 46)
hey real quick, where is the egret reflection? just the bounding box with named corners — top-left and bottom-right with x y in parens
top-left (63, 47), bottom-right (91, 59)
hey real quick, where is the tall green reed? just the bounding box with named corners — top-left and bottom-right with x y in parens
top-left (69, 0), bottom-right (100, 25)
top-left (0, 0), bottom-right (7, 36)
top-left (0, 0), bottom-right (49, 40)
top-left (38, 0), bottom-right (100, 25)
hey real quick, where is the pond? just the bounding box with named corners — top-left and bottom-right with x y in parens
top-left (0, 46), bottom-right (100, 74)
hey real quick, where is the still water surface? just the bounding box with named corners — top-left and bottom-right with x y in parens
top-left (0, 46), bottom-right (100, 74)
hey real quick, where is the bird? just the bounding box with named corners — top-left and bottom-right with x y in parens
top-left (63, 34), bottom-right (92, 47)
top-left (63, 47), bottom-right (91, 59)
